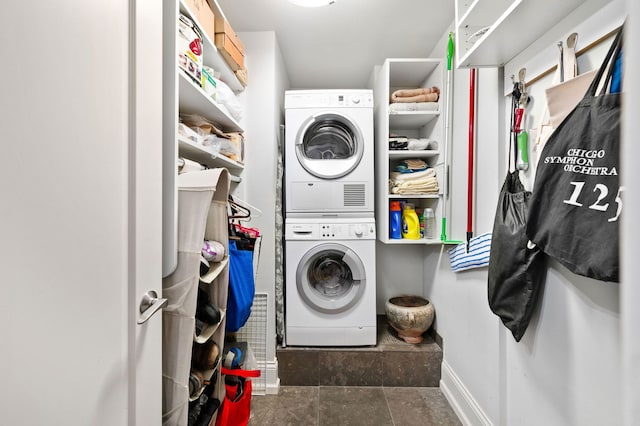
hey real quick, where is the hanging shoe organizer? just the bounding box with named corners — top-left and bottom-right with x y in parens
top-left (162, 168), bottom-right (230, 426)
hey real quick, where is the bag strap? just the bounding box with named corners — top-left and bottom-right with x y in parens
top-left (508, 84), bottom-right (517, 172)
top-left (221, 367), bottom-right (261, 378)
top-left (587, 25), bottom-right (624, 97)
top-left (562, 33), bottom-right (578, 82)
top-left (539, 33), bottom-right (578, 128)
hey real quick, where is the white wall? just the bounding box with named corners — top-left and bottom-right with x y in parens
top-left (238, 31), bottom-right (289, 394)
top-left (424, 1), bottom-right (627, 425)
top-left (424, 61), bottom-right (503, 425)
top-left (622, 2), bottom-right (640, 424)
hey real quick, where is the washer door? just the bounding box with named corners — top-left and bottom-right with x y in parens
top-left (295, 112), bottom-right (364, 179)
top-left (296, 243), bottom-right (366, 314)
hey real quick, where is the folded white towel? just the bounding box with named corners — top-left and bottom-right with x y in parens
top-left (389, 168), bottom-right (435, 183)
top-left (396, 176), bottom-right (438, 189)
top-left (391, 178), bottom-right (439, 194)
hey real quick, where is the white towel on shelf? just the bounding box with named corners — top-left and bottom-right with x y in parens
top-left (389, 168), bottom-right (439, 194)
top-left (391, 178), bottom-right (439, 194)
top-left (389, 168), bottom-right (435, 182)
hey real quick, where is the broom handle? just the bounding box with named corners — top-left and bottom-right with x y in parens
top-left (441, 32), bottom-right (455, 242)
top-left (467, 68), bottom-right (476, 245)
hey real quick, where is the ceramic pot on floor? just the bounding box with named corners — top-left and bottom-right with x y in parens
top-left (385, 295), bottom-right (435, 344)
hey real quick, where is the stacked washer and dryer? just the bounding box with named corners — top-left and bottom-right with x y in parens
top-left (284, 90), bottom-right (377, 346)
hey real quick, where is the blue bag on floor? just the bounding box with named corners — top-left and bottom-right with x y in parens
top-left (226, 240), bottom-right (255, 332)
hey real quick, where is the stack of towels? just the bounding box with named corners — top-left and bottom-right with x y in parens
top-left (389, 159), bottom-right (439, 195)
top-left (389, 86), bottom-right (440, 113)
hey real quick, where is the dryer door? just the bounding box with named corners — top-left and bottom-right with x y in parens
top-left (295, 112), bottom-right (364, 179)
top-left (296, 242), bottom-right (366, 313)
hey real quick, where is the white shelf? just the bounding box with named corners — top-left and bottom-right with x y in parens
top-left (179, 0), bottom-right (243, 92)
top-left (455, 0), bottom-right (591, 67)
top-left (389, 111), bottom-right (439, 129)
top-left (178, 136), bottom-right (244, 171)
top-left (389, 150), bottom-right (440, 159)
top-left (457, 0), bottom-right (512, 29)
top-left (178, 71), bottom-right (243, 133)
top-left (388, 194), bottom-right (440, 199)
top-left (385, 238), bottom-right (443, 245)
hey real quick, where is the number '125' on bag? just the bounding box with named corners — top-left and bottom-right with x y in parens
top-left (525, 26), bottom-right (623, 282)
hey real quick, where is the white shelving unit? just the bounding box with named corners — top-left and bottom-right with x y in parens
top-left (162, 1), bottom-right (246, 424)
top-left (179, 0), bottom-right (244, 92)
top-left (163, 0), bottom-right (246, 279)
top-left (374, 58), bottom-right (450, 245)
top-left (454, 0), bottom-right (591, 67)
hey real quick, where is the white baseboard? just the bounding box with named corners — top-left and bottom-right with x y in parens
top-left (260, 358), bottom-right (280, 395)
top-left (440, 360), bottom-right (493, 426)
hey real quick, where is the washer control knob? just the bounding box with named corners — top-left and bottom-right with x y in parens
top-left (352, 96), bottom-right (361, 104)
top-left (354, 225), bottom-right (364, 237)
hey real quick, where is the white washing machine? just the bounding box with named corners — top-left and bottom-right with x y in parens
top-left (285, 89), bottom-right (374, 217)
top-left (285, 217), bottom-right (377, 346)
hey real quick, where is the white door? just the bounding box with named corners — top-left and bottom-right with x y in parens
top-left (0, 1), bottom-right (163, 425)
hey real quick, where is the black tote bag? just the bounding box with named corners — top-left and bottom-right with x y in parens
top-left (488, 171), bottom-right (546, 342)
top-left (526, 27), bottom-right (623, 283)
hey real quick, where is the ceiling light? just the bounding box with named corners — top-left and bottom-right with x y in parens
top-left (288, 0), bottom-right (336, 7)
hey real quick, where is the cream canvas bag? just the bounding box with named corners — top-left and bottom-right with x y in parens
top-left (531, 34), bottom-right (596, 183)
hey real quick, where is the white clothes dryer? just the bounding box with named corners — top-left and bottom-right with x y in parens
top-left (285, 90), bottom-right (374, 217)
top-left (285, 217), bottom-right (376, 346)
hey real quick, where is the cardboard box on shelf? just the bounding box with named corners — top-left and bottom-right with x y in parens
top-left (235, 68), bottom-right (248, 87)
top-left (214, 16), bottom-right (245, 71)
top-left (183, 0), bottom-right (216, 42)
top-left (221, 132), bottom-right (245, 163)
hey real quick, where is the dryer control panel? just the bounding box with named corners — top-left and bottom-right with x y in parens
top-left (286, 219), bottom-right (376, 240)
top-left (285, 90), bottom-right (374, 109)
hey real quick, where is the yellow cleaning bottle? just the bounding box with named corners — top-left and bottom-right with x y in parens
top-left (402, 203), bottom-right (420, 239)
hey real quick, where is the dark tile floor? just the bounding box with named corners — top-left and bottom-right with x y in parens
top-left (249, 318), bottom-right (460, 425)
top-left (248, 386), bottom-right (462, 426)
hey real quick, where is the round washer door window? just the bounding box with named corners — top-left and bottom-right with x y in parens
top-left (295, 112), bottom-right (364, 179)
top-left (296, 243), bottom-right (366, 313)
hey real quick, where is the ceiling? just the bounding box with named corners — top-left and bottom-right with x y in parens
top-left (216, 0), bottom-right (455, 89)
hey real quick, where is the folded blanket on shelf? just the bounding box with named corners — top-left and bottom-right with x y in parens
top-left (395, 159), bottom-right (428, 173)
top-left (390, 174), bottom-right (439, 194)
top-left (390, 168), bottom-right (435, 182)
top-left (390, 87), bottom-right (440, 103)
top-left (389, 102), bottom-right (439, 113)
top-left (391, 180), bottom-right (439, 195)
top-left (389, 168), bottom-right (439, 194)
